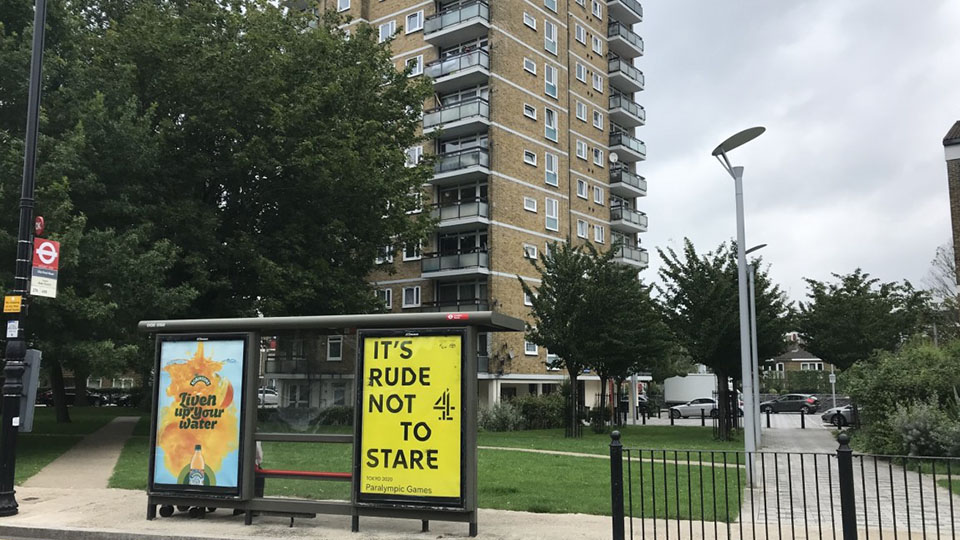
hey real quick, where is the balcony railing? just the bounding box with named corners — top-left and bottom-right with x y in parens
top-left (265, 355), bottom-right (313, 374)
top-left (434, 148), bottom-right (489, 175)
top-left (608, 22), bottom-right (644, 54)
top-left (420, 298), bottom-right (490, 312)
top-left (608, 57), bottom-right (645, 89)
top-left (430, 198), bottom-right (489, 221)
top-left (610, 167), bottom-right (647, 193)
top-left (608, 0), bottom-right (643, 24)
top-left (611, 205), bottom-right (648, 229)
top-left (421, 249), bottom-right (489, 273)
top-left (423, 97), bottom-right (490, 131)
top-left (609, 94), bottom-right (646, 123)
top-left (615, 244), bottom-right (649, 265)
top-left (610, 131), bottom-right (647, 158)
top-left (424, 0), bottom-right (489, 35)
top-left (425, 49), bottom-right (489, 79)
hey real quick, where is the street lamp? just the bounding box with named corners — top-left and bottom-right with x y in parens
top-left (745, 243), bottom-right (768, 449)
top-left (712, 126), bottom-right (766, 487)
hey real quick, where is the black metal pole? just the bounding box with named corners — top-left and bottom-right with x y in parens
top-left (837, 433), bottom-right (858, 540)
top-left (800, 409), bottom-right (806, 429)
top-left (0, 0), bottom-right (47, 517)
top-left (610, 431), bottom-right (625, 540)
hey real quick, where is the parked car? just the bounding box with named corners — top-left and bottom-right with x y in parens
top-left (759, 393), bottom-right (819, 414)
top-left (258, 387), bottom-right (279, 408)
top-left (669, 397), bottom-right (743, 419)
top-left (36, 388), bottom-right (105, 406)
top-left (821, 404), bottom-right (859, 427)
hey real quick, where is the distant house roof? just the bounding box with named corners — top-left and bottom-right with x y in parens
top-left (945, 121), bottom-right (960, 147)
top-left (765, 346), bottom-right (822, 363)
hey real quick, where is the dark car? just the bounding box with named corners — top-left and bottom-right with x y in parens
top-left (36, 388), bottom-right (105, 406)
top-left (759, 393), bottom-right (819, 414)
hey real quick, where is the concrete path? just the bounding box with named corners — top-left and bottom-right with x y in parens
top-left (23, 416), bottom-right (139, 490)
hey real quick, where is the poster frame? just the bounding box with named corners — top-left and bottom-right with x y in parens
top-left (147, 332), bottom-right (256, 499)
top-left (352, 328), bottom-right (468, 509)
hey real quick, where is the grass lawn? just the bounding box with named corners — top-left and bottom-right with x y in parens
top-left (479, 425), bottom-right (743, 456)
top-left (6, 406), bottom-right (144, 485)
top-left (938, 478), bottom-right (960, 495)
top-left (109, 425), bottom-right (745, 520)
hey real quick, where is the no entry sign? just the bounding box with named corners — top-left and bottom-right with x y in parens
top-left (30, 238), bottom-right (60, 298)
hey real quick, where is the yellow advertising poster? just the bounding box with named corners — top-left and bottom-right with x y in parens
top-left (152, 337), bottom-right (245, 495)
top-left (359, 333), bottom-right (462, 501)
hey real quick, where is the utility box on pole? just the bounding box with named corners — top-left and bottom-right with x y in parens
top-left (17, 350), bottom-right (41, 433)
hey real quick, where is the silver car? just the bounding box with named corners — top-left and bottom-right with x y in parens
top-left (821, 404), bottom-right (858, 427)
top-left (669, 397), bottom-right (744, 419)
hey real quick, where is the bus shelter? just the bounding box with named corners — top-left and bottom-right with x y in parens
top-left (138, 311), bottom-right (524, 536)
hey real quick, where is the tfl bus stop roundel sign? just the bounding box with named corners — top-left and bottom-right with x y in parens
top-left (354, 329), bottom-right (464, 507)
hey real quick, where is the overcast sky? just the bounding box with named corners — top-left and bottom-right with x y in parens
top-left (638, 0), bottom-right (960, 302)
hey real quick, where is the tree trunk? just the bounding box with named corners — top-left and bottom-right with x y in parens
top-left (566, 366), bottom-right (581, 438)
top-left (715, 371), bottom-right (729, 441)
top-left (50, 358), bottom-right (71, 423)
top-left (596, 375), bottom-right (608, 433)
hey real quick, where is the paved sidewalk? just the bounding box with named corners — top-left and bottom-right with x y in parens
top-left (23, 416), bottom-right (139, 489)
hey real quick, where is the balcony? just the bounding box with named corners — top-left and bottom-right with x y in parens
top-left (609, 131), bottom-right (646, 162)
top-left (433, 148), bottom-right (490, 185)
top-left (423, 97), bottom-right (490, 138)
top-left (425, 49), bottom-right (490, 94)
top-left (610, 205), bottom-right (648, 234)
top-left (607, 22), bottom-right (644, 59)
top-left (608, 57), bottom-right (645, 94)
top-left (608, 0), bottom-right (643, 25)
top-left (612, 244), bottom-right (649, 269)
top-left (421, 249), bottom-right (490, 278)
top-left (424, 0), bottom-right (490, 49)
top-left (430, 198), bottom-right (490, 231)
top-left (419, 298), bottom-right (490, 312)
top-left (609, 166), bottom-right (647, 198)
top-left (608, 94), bottom-right (645, 128)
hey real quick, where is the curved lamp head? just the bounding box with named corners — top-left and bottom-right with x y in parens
top-left (712, 127), bottom-right (766, 157)
top-left (745, 243), bottom-right (768, 256)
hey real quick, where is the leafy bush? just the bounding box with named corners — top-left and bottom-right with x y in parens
top-left (886, 399), bottom-right (960, 457)
top-left (313, 405), bottom-right (354, 426)
top-left (511, 393), bottom-right (566, 430)
top-left (478, 401), bottom-right (523, 432)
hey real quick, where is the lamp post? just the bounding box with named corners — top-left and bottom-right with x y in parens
top-left (712, 127), bottom-right (766, 487)
top-left (745, 243), bottom-right (768, 448)
top-left (0, 0), bottom-right (48, 517)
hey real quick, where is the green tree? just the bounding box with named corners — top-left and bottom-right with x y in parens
top-left (657, 239), bottom-right (790, 439)
top-left (1, 1), bottom-right (434, 420)
top-left (796, 270), bottom-right (931, 370)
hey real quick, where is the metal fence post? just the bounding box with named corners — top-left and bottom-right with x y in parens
top-left (837, 433), bottom-right (858, 540)
top-left (670, 413), bottom-right (675, 426)
top-left (610, 431), bottom-right (625, 540)
top-left (801, 409), bottom-right (806, 429)
top-left (701, 408), bottom-right (705, 426)
top-left (766, 410), bottom-right (771, 428)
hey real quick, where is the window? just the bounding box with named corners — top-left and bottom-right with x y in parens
top-left (594, 225), bottom-right (605, 243)
top-left (523, 244), bottom-right (538, 259)
top-left (375, 246), bottom-right (393, 264)
top-left (404, 145), bottom-right (422, 167)
top-left (286, 383), bottom-right (310, 408)
top-left (523, 57), bottom-right (537, 75)
top-left (544, 64), bottom-right (558, 98)
top-left (524, 292), bottom-right (534, 306)
top-left (544, 152), bottom-right (558, 186)
top-left (576, 140), bottom-right (587, 159)
top-left (544, 0), bottom-right (557, 12)
top-left (525, 340), bottom-right (538, 355)
top-left (592, 35), bottom-right (603, 54)
top-left (402, 286), bottom-right (421, 308)
top-left (405, 11), bottom-right (424, 33)
top-left (403, 242), bottom-right (421, 261)
top-left (523, 12), bottom-right (537, 30)
top-left (327, 336), bottom-right (343, 361)
top-left (577, 219), bottom-right (587, 238)
top-left (575, 24), bottom-right (586, 44)
top-left (592, 0), bottom-right (602, 17)
top-left (593, 186), bottom-right (604, 205)
top-left (577, 179), bottom-right (588, 199)
top-left (523, 197), bottom-right (538, 212)
top-left (575, 63), bottom-right (586, 83)
top-left (331, 382), bottom-right (347, 406)
top-left (593, 110), bottom-right (603, 129)
top-left (523, 149), bottom-right (538, 166)
top-left (545, 198), bottom-right (559, 231)
top-left (592, 73), bottom-right (603, 92)
top-left (405, 55), bottom-right (423, 76)
top-left (523, 103), bottom-right (537, 119)
top-left (544, 108), bottom-right (558, 141)
top-left (576, 101), bottom-right (587, 121)
top-left (593, 147), bottom-right (604, 167)
top-left (776, 363), bottom-right (785, 372)
top-left (377, 288), bottom-right (392, 309)
top-left (378, 21), bottom-right (395, 43)
top-left (337, 0), bottom-right (349, 11)
top-left (544, 20), bottom-right (557, 54)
